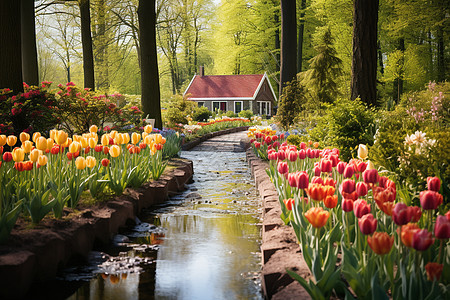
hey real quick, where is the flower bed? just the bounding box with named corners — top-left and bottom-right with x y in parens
top-left (248, 127), bottom-right (450, 299)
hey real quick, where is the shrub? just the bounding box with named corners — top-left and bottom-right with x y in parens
top-left (225, 110), bottom-right (236, 118)
top-left (275, 79), bottom-right (306, 130)
top-left (163, 94), bottom-right (196, 127)
top-left (238, 109), bottom-right (253, 119)
top-left (286, 134), bottom-right (302, 147)
top-left (193, 106), bottom-right (211, 122)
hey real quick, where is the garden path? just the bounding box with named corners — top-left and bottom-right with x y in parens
top-left (188, 130), bottom-right (249, 152)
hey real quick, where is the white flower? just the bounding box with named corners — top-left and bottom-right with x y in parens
top-left (410, 131), bottom-right (427, 145)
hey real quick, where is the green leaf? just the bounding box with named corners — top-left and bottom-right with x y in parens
top-left (312, 250), bottom-right (323, 281)
top-left (371, 270), bottom-right (389, 300)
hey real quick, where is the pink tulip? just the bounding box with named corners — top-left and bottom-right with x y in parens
top-left (359, 213), bottom-right (377, 235)
top-left (427, 177), bottom-right (441, 192)
top-left (392, 203), bottom-right (412, 226)
top-left (356, 182), bottom-right (368, 197)
top-left (435, 215), bottom-right (450, 239)
top-left (354, 199), bottom-right (371, 218)
top-left (420, 190), bottom-right (443, 210)
top-left (412, 229), bottom-right (434, 251)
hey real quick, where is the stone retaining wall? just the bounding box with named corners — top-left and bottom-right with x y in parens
top-left (0, 158), bottom-right (193, 300)
top-left (246, 149), bottom-right (311, 299)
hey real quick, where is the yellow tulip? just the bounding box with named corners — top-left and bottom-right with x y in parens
top-left (89, 125), bottom-right (98, 133)
top-left (101, 134), bottom-right (110, 146)
top-left (69, 141), bottom-right (81, 153)
top-left (357, 144), bottom-right (368, 160)
top-left (38, 154), bottom-right (48, 166)
top-left (75, 156), bottom-right (86, 170)
top-left (366, 160), bottom-right (375, 170)
top-left (62, 137), bottom-right (72, 148)
top-left (80, 137), bottom-right (88, 149)
top-left (88, 137), bottom-right (97, 148)
top-left (55, 130), bottom-right (68, 145)
top-left (86, 156), bottom-right (96, 168)
top-left (49, 129), bottom-right (57, 140)
top-left (122, 133), bottom-right (130, 144)
top-left (19, 132), bottom-right (30, 143)
top-left (12, 148), bottom-right (25, 162)
top-left (0, 135), bottom-right (6, 147)
top-left (32, 132), bottom-right (41, 143)
top-left (131, 132), bottom-right (140, 145)
top-left (7, 135), bottom-right (17, 147)
top-left (46, 138), bottom-right (54, 150)
top-left (142, 132), bottom-right (148, 140)
top-left (144, 135), bottom-right (153, 145)
top-left (22, 140), bottom-right (33, 153)
top-left (73, 135), bottom-right (81, 143)
top-left (36, 136), bottom-right (47, 151)
top-left (29, 149), bottom-right (40, 162)
top-left (144, 125), bottom-right (152, 134)
top-left (155, 134), bottom-right (162, 144)
top-left (114, 134), bottom-right (123, 145)
top-left (110, 130), bottom-right (118, 139)
top-left (109, 145), bottom-right (121, 158)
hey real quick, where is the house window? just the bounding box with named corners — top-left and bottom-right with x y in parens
top-left (198, 102), bottom-right (204, 107)
top-left (257, 101), bottom-right (271, 116)
top-left (212, 101), bottom-right (227, 112)
top-left (234, 101), bottom-right (243, 114)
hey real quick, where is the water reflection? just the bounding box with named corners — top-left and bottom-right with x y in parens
top-left (59, 150), bottom-right (262, 300)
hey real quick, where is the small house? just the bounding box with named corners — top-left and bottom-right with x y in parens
top-left (183, 68), bottom-right (277, 116)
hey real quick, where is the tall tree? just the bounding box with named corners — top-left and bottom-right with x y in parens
top-left (79, 0), bottom-right (95, 90)
top-left (21, 0), bottom-right (39, 86)
top-left (279, 0), bottom-right (297, 97)
top-left (0, 0), bottom-right (23, 93)
top-left (297, 0), bottom-right (306, 73)
top-left (351, 0), bottom-right (378, 106)
top-left (138, 0), bottom-right (162, 128)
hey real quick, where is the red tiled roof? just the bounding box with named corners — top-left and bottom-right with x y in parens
top-left (184, 74), bottom-right (264, 99)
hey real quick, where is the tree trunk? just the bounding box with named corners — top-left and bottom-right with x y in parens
top-left (0, 0), bottom-right (23, 93)
top-left (279, 0), bottom-right (297, 98)
top-left (437, 11), bottom-right (445, 82)
top-left (377, 40), bottom-right (383, 75)
top-left (138, 0), bottom-right (162, 129)
top-left (21, 0), bottom-right (39, 86)
top-left (80, 0), bottom-right (95, 90)
top-left (393, 38), bottom-right (404, 103)
top-left (350, 0), bottom-right (379, 106)
top-left (297, 0), bottom-right (306, 73)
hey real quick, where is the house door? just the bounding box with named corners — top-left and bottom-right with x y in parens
top-left (220, 102), bottom-right (227, 111)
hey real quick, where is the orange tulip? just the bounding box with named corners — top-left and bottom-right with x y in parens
top-left (367, 232), bottom-right (394, 255)
top-left (86, 156), bottom-right (96, 168)
top-left (22, 140), bottom-right (33, 153)
top-left (400, 223), bottom-right (421, 248)
top-left (80, 137), bottom-right (88, 149)
top-left (38, 154), bottom-right (48, 166)
top-left (32, 132), bottom-right (41, 143)
top-left (324, 195), bottom-right (338, 209)
top-left (114, 134), bottom-right (124, 145)
top-left (109, 145), bottom-right (120, 158)
top-left (75, 156), bottom-right (86, 170)
top-left (19, 132), bottom-right (30, 143)
top-left (110, 130), bottom-right (118, 139)
top-left (425, 262), bottom-right (443, 281)
top-left (89, 125), bottom-right (98, 133)
top-left (144, 124), bottom-right (152, 134)
top-left (0, 135), bottom-right (6, 147)
top-left (283, 198), bottom-right (295, 211)
top-left (306, 184), bottom-right (327, 201)
top-left (101, 134), bottom-right (110, 146)
top-left (29, 149), bottom-right (40, 162)
top-left (304, 207), bottom-right (329, 228)
top-left (46, 138), bottom-right (54, 151)
top-left (88, 137), bottom-right (97, 148)
top-left (55, 130), bottom-right (68, 145)
top-left (36, 136), bottom-right (47, 151)
top-left (7, 135), bottom-right (17, 147)
top-left (122, 133), bottom-right (130, 144)
top-left (49, 129), bottom-right (57, 140)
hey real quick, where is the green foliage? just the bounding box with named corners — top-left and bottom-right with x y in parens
top-left (163, 94), bottom-right (196, 126)
top-left (302, 26), bottom-right (343, 104)
top-left (287, 134), bottom-right (302, 147)
top-left (162, 132), bottom-right (182, 159)
top-left (238, 109), bottom-right (253, 119)
top-left (275, 79), bottom-right (306, 130)
top-left (192, 106), bottom-right (211, 122)
top-left (225, 110), bottom-right (236, 118)
top-left (308, 98), bottom-right (377, 161)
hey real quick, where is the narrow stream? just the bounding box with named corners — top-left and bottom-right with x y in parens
top-left (34, 149), bottom-right (263, 299)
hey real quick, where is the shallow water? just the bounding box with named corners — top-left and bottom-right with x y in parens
top-left (35, 150), bottom-right (263, 300)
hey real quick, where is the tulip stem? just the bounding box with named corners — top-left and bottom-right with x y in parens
top-left (438, 239), bottom-right (444, 264)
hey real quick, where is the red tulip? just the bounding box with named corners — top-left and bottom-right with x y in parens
top-left (287, 150), bottom-right (298, 162)
top-left (101, 158), bottom-right (110, 167)
top-left (297, 172), bottom-right (309, 189)
top-left (356, 182), bottom-right (368, 197)
top-left (319, 158), bottom-right (332, 173)
top-left (299, 142), bottom-right (306, 149)
top-left (392, 203), bottom-right (413, 226)
top-left (277, 150), bottom-right (286, 161)
top-left (434, 215), bottom-right (450, 239)
top-left (343, 165), bottom-right (355, 178)
top-left (14, 162), bottom-right (24, 172)
top-left (311, 176), bottom-right (323, 185)
top-left (277, 161), bottom-right (288, 175)
top-left (342, 199), bottom-right (354, 212)
top-left (314, 166), bottom-right (321, 177)
top-left (103, 146), bottom-right (110, 155)
top-left (446, 211), bottom-right (450, 222)
top-left (283, 198), bottom-right (294, 211)
top-left (400, 223), bottom-right (421, 248)
top-left (363, 169), bottom-right (379, 184)
top-left (336, 161), bottom-right (347, 174)
top-left (304, 207), bottom-right (330, 228)
top-left (425, 262), bottom-right (443, 281)
top-left (359, 213), bottom-right (377, 235)
top-left (409, 206), bottom-right (422, 222)
top-left (288, 173), bottom-right (297, 188)
top-left (327, 154), bottom-right (339, 167)
top-left (412, 229), bottom-right (434, 251)
top-left (323, 177), bottom-right (336, 187)
top-left (314, 149), bottom-right (320, 158)
top-left (254, 142), bottom-right (261, 149)
top-left (378, 176), bottom-right (388, 188)
top-left (354, 199), bottom-right (371, 218)
top-left (306, 148), bottom-right (314, 159)
top-left (94, 144), bottom-right (103, 152)
top-left (368, 232), bottom-right (394, 255)
top-left (340, 179), bottom-right (356, 194)
top-left (324, 195), bottom-right (338, 209)
top-left (420, 190), bottom-right (443, 210)
top-left (427, 177), bottom-right (441, 192)
top-left (373, 186), bottom-right (396, 203)
top-left (298, 149), bottom-right (306, 159)
top-left (2, 152), bottom-right (12, 162)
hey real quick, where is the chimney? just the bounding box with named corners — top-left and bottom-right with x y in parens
top-left (199, 66), bottom-right (204, 77)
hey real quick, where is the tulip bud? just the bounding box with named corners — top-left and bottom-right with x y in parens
top-left (283, 198), bottom-right (294, 211)
top-left (114, 134), bottom-right (124, 145)
top-left (297, 172), bottom-right (309, 189)
top-left (12, 148), bottom-right (25, 162)
top-left (101, 134), bottom-right (110, 146)
top-left (7, 135), bottom-right (17, 147)
top-left (343, 165), bottom-right (355, 178)
top-left (80, 137), bottom-right (88, 149)
top-left (419, 190), bottom-right (443, 210)
top-left (131, 132), bottom-right (141, 145)
top-left (277, 161), bottom-right (288, 175)
top-left (319, 158), bottom-right (332, 173)
top-left (368, 232), bottom-right (394, 255)
top-left (35, 136), bottom-right (46, 151)
top-left (29, 149), bottom-right (40, 163)
top-left (287, 150), bottom-right (298, 162)
top-left (86, 156), bottom-right (96, 168)
top-left (38, 155), bottom-right (48, 166)
top-left (340, 179), bottom-right (356, 194)
top-left (21, 140), bottom-right (33, 153)
top-left (356, 182), bottom-right (368, 197)
top-left (392, 203), bottom-right (412, 226)
top-left (0, 135), bottom-right (6, 147)
top-left (89, 125), bottom-right (98, 133)
top-left (336, 162), bottom-right (347, 174)
top-left (409, 206), bottom-right (422, 222)
top-left (109, 145), bottom-right (121, 158)
top-left (366, 160), bottom-right (375, 170)
top-left (434, 215), bottom-right (450, 239)
top-left (358, 213), bottom-right (377, 235)
top-left (427, 177), bottom-right (441, 192)
top-left (363, 169), bottom-right (379, 184)
top-left (277, 150), bottom-right (286, 161)
top-left (357, 144), bottom-right (368, 160)
top-left (324, 195), bottom-right (338, 209)
top-left (19, 132), bottom-right (30, 143)
top-left (46, 138), bottom-right (54, 151)
top-left (400, 223), bottom-right (421, 248)
top-left (354, 199), bottom-right (371, 218)
top-left (311, 176), bottom-right (323, 185)
top-left (109, 130), bottom-right (118, 139)
top-left (101, 158), bottom-right (110, 167)
top-left (3, 152), bottom-right (13, 162)
top-left (69, 141), bottom-right (80, 153)
top-left (14, 162), bottom-right (24, 172)
top-left (298, 149), bottom-right (306, 159)
top-left (75, 156), bottom-right (86, 170)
